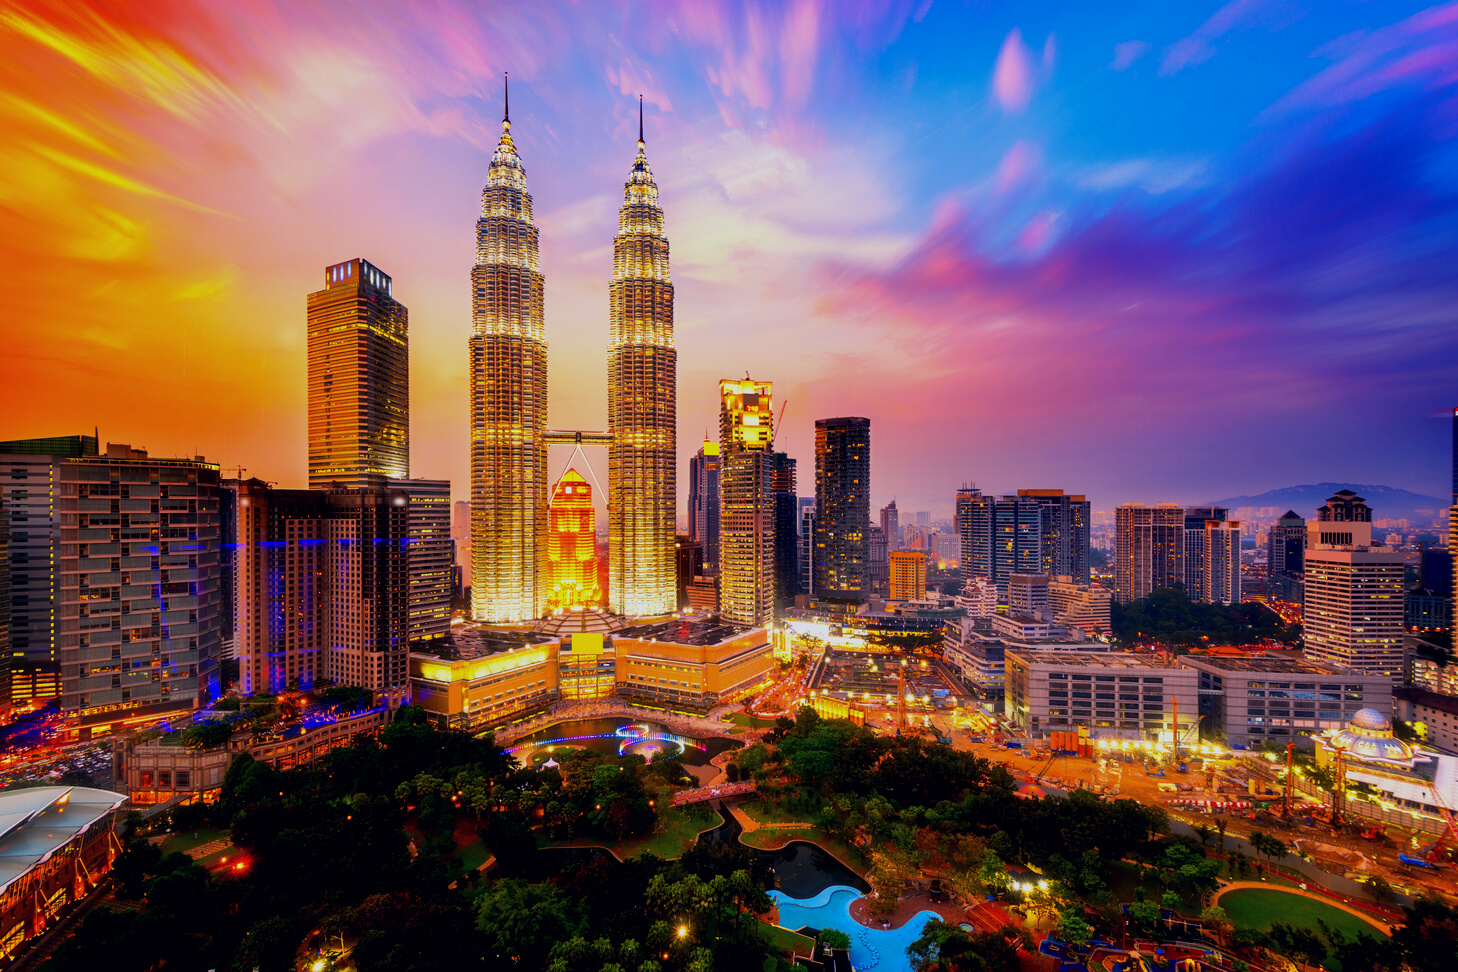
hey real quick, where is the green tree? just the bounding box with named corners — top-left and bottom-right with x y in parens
top-left (476, 879), bottom-right (582, 968)
top-left (1389, 895), bottom-right (1458, 972)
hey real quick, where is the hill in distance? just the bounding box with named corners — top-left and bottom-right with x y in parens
top-left (1205, 483), bottom-right (1447, 522)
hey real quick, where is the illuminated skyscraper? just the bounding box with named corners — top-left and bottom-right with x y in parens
top-left (689, 440), bottom-right (721, 570)
top-left (880, 499), bottom-right (901, 552)
top-left (547, 469), bottom-right (602, 612)
top-left (889, 550), bottom-right (927, 601)
top-left (718, 379), bottom-right (775, 628)
top-left (608, 102), bottom-right (676, 618)
top-left (470, 78), bottom-right (548, 623)
top-left (1182, 505), bottom-right (1228, 600)
top-left (1114, 503), bottom-right (1185, 602)
top-left (1202, 520), bottom-right (1242, 606)
top-left (307, 259), bottom-right (409, 488)
top-left (813, 417), bottom-right (870, 601)
top-left (771, 452), bottom-right (798, 607)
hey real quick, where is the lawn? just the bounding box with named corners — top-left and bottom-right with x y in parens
top-left (737, 795), bottom-right (818, 827)
top-left (726, 713), bottom-right (780, 729)
top-left (1220, 886), bottom-right (1387, 970)
top-left (158, 827), bottom-right (230, 856)
top-left (544, 803), bottom-right (724, 861)
top-left (454, 838), bottom-right (492, 872)
top-left (759, 921), bottom-right (815, 955)
top-left (1220, 887), bottom-right (1386, 941)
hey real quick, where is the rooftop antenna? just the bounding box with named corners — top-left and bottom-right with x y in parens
top-left (503, 72), bottom-right (510, 128)
top-left (638, 94), bottom-right (644, 147)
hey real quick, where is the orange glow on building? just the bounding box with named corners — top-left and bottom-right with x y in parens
top-left (547, 469), bottom-right (601, 611)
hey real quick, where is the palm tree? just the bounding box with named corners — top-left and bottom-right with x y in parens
top-left (1194, 823), bottom-right (1213, 849)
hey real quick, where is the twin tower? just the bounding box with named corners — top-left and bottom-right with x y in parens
top-left (470, 84), bottom-right (676, 623)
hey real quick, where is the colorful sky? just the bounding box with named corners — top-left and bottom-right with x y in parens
top-left (2, 1), bottom-right (1455, 518)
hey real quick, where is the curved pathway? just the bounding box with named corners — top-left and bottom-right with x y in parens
top-left (1213, 881), bottom-right (1394, 935)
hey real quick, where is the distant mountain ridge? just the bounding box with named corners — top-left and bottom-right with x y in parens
top-left (1205, 483), bottom-right (1447, 521)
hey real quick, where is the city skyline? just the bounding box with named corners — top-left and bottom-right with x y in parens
top-left (2, 2), bottom-right (1456, 517)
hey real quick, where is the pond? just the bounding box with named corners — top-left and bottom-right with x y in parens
top-left (696, 801), bottom-right (868, 897)
top-left (507, 717), bottom-right (740, 768)
top-left (771, 885), bottom-right (939, 972)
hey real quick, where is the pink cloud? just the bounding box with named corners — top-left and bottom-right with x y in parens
top-left (993, 27), bottom-right (1034, 112)
top-left (779, 0), bottom-right (822, 108)
top-left (994, 140), bottom-right (1041, 193)
top-left (1111, 40), bottom-right (1150, 71)
top-left (605, 61), bottom-right (674, 113)
top-left (1267, 2), bottom-right (1458, 114)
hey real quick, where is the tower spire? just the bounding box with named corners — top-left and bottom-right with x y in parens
top-left (638, 94), bottom-right (644, 147)
top-left (503, 72), bottom-right (510, 130)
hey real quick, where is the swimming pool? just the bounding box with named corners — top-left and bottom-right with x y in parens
top-left (770, 885), bottom-right (942, 971)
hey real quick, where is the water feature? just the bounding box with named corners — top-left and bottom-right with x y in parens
top-left (508, 717), bottom-right (739, 768)
top-left (770, 885), bottom-right (940, 971)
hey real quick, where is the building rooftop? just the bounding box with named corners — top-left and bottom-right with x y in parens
top-left (1182, 654), bottom-right (1351, 675)
top-left (614, 617), bottom-right (749, 646)
top-left (0, 786), bottom-right (126, 892)
top-left (413, 625), bottom-right (555, 662)
top-left (1006, 650), bottom-right (1180, 669)
top-left (1395, 685), bottom-right (1458, 718)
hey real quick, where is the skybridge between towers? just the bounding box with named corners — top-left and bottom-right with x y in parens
top-left (544, 429), bottom-right (614, 447)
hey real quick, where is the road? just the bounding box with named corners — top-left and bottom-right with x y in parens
top-left (940, 728), bottom-right (1456, 904)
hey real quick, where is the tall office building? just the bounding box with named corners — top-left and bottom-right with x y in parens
top-left (451, 499), bottom-right (471, 592)
top-left (307, 259), bottom-right (409, 488)
top-left (688, 440), bottom-right (721, 572)
top-left (0, 493), bottom-right (10, 718)
top-left (1303, 491), bottom-right (1403, 674)
top-left (880, 500), bottom-right (901, 553)
top-left (959, 491), bottom-right (1042, 595)
top-left (1202, 520), bottom-right (1242, 606)
top-left (812, 417), bottom-right (870, 601)
top-left (1017, 489), bottom-right (1091, 584)
top-left (674, 535), bottom-right (702, 610)
top-left (1182, 506), bottom-right (1228, 600)
top-left (57, 444), bottom-right (223, 726)
top-left (866, 524), bottom-right (889, 597)
top-left (1268, 511), bottom-right (1306, 580)
top-left (395, 479), bottom-right (452, 645)
top-left (799, 504), bottom-right (816, 595)
top-left (889, 551), bottom-right (927, 601)
top-left (546, 469), bottom-right (602, 612)
top-left (771, 453), bottom-right (799, 606)
top-left (718, 379), bottom-right (775, 627)
top-left (955, 487), bottom-right (982, 580)
top-left (233, 479), bottom-right (409, 704)
top-left (0, 435), bottom-right (96, 678)
top-left (470, 83), bottom-right (548, 623)
top-left (1113, 503), bottom-right (1185, 603)
top-left (608, 106), bottom-right (676, 618)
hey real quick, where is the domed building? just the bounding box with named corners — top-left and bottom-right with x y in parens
top-left (1314, 708), bottom-right (1458, 829)
top-left (1320, 707), bottom-right (1419, 768)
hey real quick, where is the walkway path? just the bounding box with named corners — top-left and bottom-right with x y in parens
top-left (1213, 881), bottom-right (1394, 935)
top-left (847, 890), bottom-right (966, 930)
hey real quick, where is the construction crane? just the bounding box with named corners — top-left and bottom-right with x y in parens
top-left (896, 659), bottom-right (908, 732)
top-left (1415, 779), bottom-right (1458, 865)
top-left (1330, 744), bottom-right (1349, 831)
top-left (1282, 742), bottom-right (1295, 820)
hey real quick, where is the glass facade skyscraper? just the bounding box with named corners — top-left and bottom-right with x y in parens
top-left (813, 417), bottom-right (870, 601)
top-left (608, 110), bottom-right (677, 618)
top-left (306, 259), bottom-right (408, 488)
top-left (470, 84), bottom-right (548, 623)
top-left (718, 379), bottom-right (775, 627)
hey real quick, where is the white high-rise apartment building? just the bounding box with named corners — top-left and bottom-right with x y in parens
top-left (1202, 520), bottom-right (1242, 606)
top-left (1302, 490), bottom-right (1404, 675)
